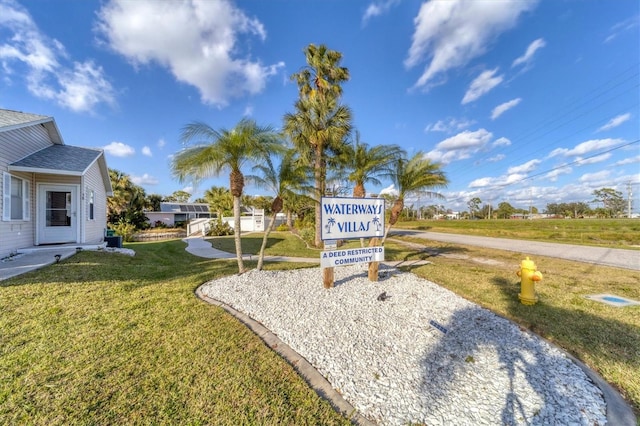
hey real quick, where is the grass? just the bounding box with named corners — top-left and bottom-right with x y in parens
top-left (0, 240), bottom-right (350, 425)
top-left (207, 231), bottom-right (362, 258)
top-left (397, 218), bottom-right (640, 248)
top-left (1, 228), bottom-right (639, 422)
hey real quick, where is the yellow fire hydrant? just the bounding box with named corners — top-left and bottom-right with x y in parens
top-left (516, 256), bottom-right (543, 305)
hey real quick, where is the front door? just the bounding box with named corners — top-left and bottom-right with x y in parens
top-left (38, 185), bottom-right (78, 244)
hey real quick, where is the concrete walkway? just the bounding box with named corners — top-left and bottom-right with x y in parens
top-left (183, 236), bottom-right (321, 263)
top-left (0, 248), bottom-right (78, 281)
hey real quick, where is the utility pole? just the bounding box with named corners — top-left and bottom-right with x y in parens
top-left (627, 181), bottom-right (633, 218)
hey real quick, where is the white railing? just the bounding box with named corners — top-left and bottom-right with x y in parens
top-left (187, 218), bottom-right (211, 236)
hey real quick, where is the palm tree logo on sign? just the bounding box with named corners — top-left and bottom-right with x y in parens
top-left (325, 217), bottom-right (336, 234)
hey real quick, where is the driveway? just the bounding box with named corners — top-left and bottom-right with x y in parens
top-left (390, 230), bottom-right (640, 271)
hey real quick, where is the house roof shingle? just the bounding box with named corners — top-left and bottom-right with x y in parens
top-left (0, 109), bottom-right (51, 130)
top-left (0, 108), bottom-right (64, 144)
top-left (10, 145), bottom-right (104, 175)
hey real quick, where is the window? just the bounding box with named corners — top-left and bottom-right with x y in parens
top-left (2, 172), bottom-right (30, 221)
top-left (88, 189), bottom-right (95, 220)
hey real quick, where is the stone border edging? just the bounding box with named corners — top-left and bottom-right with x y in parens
top-left (194, 285), bottom-right (375, 426)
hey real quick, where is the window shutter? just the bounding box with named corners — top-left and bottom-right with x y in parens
top-left (2, 172), bottom-right (10, 221)
top-left (23, 179), bottom-right (30, 221)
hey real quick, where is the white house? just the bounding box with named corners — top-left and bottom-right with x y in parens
top-left (0, 109), bottom-right (112, 259)
top-left (146, 202), bottom-right (212, 228)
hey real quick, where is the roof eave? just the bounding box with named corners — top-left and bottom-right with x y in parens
top-left (7, 165), bottom-right (83, 176)
top-left (0, 116), bottom-right (64, 145)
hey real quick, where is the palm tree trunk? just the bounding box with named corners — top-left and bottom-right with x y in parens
top-left (381, 199), bottom-right (404, 246)
top-left (233, 195), bottom-right (244, 273)
top-left (314, 149), bottom-right (323, 248)
top-left (257, 197), bottom-right (282, 270)
top-left (257, 213), bottom-right (278, 270)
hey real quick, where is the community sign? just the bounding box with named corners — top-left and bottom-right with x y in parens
top-left (320, 196), bottom-right (385, 241)
top-left (320, 246), bottom-right (385, 268)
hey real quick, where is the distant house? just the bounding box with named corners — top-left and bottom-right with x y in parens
top-left (0, 109), bottom-right (112, 259)
top-left (146, 202), bottom-right (212, 228)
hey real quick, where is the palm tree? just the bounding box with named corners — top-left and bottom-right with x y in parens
top-left (171, 118), bottom-right (282, 273)
top-left (284, 43), bottom-right (352, 248)
top-left (341, 131), bottom-right (405, 198)
top-left (337, 132), bottom-right (405, 247)
top-left (247, 148), bottom-right (311, 270)
top-left (203, 186), bottom-right (233, 219)
top-left (381, 152), bottom-right (448, 244)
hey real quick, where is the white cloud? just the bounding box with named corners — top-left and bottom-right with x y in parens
top-left (405, 0), bottom-right (538, 90)
top-left (468, 177), bottom-right (494, 188)
top-left (488, 154), bottom-right (505, 162)
top-left (508, 159), bottom-right (540, 174)
top-left (575, 153), bottom-right (611, 165)
top-left (596, 113), bottom-right (631, 132)
top-left (103, 141), bottom-right (135, 157)
top-left (579, 170), bottom-right (610, 183)
top-left (142, 146), bottom-right (152, 157)
top-left (424, 117), bottom-right (475, 133)
top-left (468, 171), bottom-right (527, 189)
top-left (462, 68), bottom-right (503, 104)
top-left (379, 184), bottom-right (397, 196)
top-left (426, 128), bottom-right (493, 164)
top-left (362, 0), bottom-right (399, 25)
top-left (545, 166), bottom-right (572, 182)
top-left (491, 98), bottom-right (521, 120)
top-left (492, 137), bottom-right (511, 147)
top-left (604, 15), bottom-right (639, 43)
top-left (157, 138), bottom-right (166, 149)
top-left (548, 138), bottom-right (624, 158)
top-left (0, 0), bottom-right (115, 112)
top-left (615, 155), bottom-right (640, 166)
top-left (96, 0), bottom-right (284, 107)
top-left (512, 38), bottom-right (546, 67)
top-left (131, 173), bottom-right (159, 185)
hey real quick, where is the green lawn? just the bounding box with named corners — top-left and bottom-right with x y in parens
top-left (397, 218), bottom-right (640, 248)
top-left (0, 241), bottom-right (349, 425)
top-left (1, 230), bottom-right (638, 423)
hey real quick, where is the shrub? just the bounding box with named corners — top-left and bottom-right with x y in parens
top-left (276, 223), bottom-right (289, 232)
top-left (154, 221), bottom-right (168, 228)
top-left (299, 227), bottom-right (315, 247)
top-left (207, 219), bottom-right (234, 236)
top-left (113, 221), bottom-right (137, 242)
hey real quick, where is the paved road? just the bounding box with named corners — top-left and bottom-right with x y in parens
top-left (390, 230), bottom-right (640, 271)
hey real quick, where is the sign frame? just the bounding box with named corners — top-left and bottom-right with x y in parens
top-left (320, 196), bottom-right (385, 241)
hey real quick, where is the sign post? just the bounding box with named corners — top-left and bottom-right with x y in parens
top-left (320, 197), bottom-right (385, 287)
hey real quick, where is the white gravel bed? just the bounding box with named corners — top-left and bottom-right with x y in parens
top-left (200, 265), bottom-right (607, 426)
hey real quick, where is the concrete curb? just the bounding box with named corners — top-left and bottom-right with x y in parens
top-left (194, 285), bottom-right (375, 426)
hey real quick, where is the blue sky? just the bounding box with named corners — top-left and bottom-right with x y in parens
top-left (1, 0), bottom-right (639, 213)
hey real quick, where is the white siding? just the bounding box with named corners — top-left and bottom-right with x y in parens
top-left (83, 160), bottom-right (108, 243)
top-left (0, 126), bottom-right (50, 258)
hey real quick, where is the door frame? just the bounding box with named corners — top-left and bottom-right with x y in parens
top-left (36, 183), bottom-right (80, 245)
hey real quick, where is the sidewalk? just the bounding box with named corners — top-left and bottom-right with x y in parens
top-left (0, 248), bottom-right (78, 281)
top-left (183, 236), bottom-right (433, 268)
top-left (183, 236), bottom-right (318, 263)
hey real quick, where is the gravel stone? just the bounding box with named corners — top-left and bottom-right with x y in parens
top-left (200, 265), bottom-right (607, 426)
